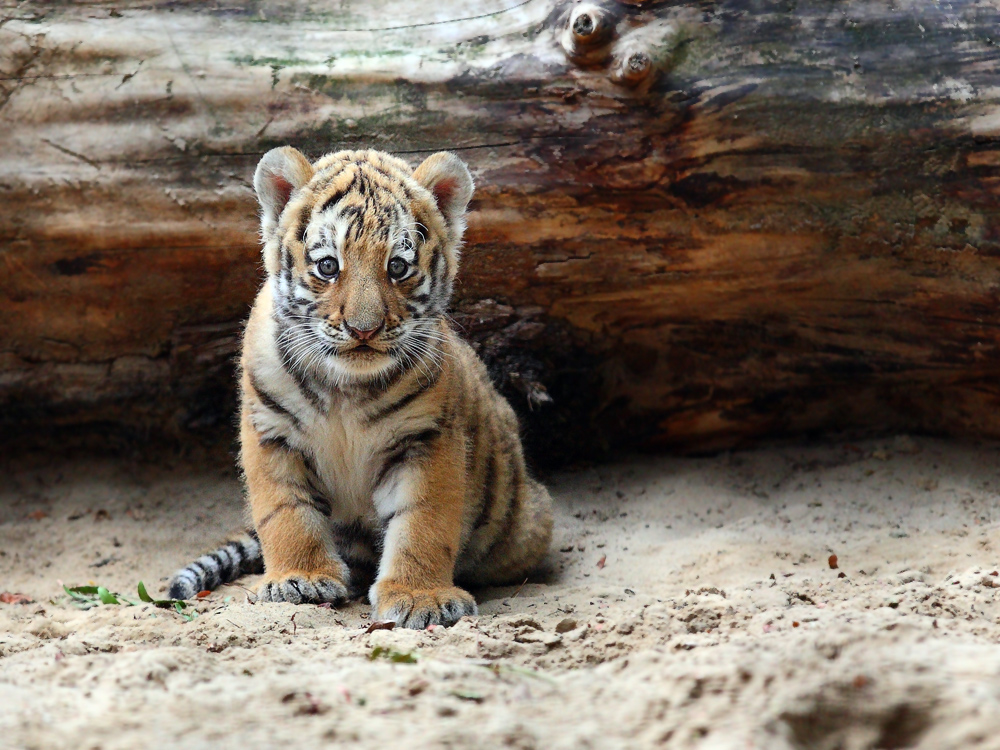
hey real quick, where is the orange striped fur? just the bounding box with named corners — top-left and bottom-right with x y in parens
top-left (172, 147), bottom-right (552, 628)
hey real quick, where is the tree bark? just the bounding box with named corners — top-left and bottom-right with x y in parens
top-left (2, 0), bottom-right (1000, 461)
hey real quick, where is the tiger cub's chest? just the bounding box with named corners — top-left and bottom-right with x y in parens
top-left (302, 403), bottom-right (392, 522)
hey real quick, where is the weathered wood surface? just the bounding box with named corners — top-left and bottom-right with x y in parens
top-left (2, 0), bottom-right (1000, 461)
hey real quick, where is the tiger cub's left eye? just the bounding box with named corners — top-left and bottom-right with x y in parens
top-left (316, 257), bottom-right (339, 279)
top-left (387, 257), bottom-right (409, 280)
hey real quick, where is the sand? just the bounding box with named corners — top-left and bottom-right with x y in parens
top-left (3, 436), bottom-right (1000, 749)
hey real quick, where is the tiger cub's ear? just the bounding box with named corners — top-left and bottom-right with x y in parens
top-left (413, 152), bottom-right (474, 242)
top-left (254, 147), bottom-right (315, 242)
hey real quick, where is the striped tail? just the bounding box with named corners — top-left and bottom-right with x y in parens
top-left (167, 531), bottom-right (264, 600)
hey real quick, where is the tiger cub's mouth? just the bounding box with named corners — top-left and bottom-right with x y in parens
top-left (344, 342), bottom-right (382, 356)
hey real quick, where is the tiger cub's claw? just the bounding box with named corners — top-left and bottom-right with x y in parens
top-left (257, 573), bottom-right (348, 605)
top-left (370, 581), bottom-right (477, 629)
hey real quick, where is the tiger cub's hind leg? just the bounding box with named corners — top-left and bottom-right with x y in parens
top-left (459, 479), bottom-right (554, 588)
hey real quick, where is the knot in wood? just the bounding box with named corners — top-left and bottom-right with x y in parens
top-left (563, 4), bottom-right (616, 63)
top-left (611, 43), bottom-right (655, 86)
top-left (626, 51), bottom-right (651, 76)
top-left (573, 12), bottom-right (596, 38)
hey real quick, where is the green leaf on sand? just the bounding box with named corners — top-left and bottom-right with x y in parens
top-left (61, 582), bottom-right (194, 619)
top-left (97, 587), bottom-right (120, 605)
top-left (369, 646), bottom-right (418, 664)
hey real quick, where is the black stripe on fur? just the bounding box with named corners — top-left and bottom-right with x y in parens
top-left (374, 428), bottom-right (441, 489)
top-left (473, 452), bottom-right (499, 530)
top-left (366, 367), bottom-right (441, 423)
top-left (247, 371), bottom-right (303, 430)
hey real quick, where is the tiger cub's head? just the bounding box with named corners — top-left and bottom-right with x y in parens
top-left (253, 147), bottom-right (474, 383)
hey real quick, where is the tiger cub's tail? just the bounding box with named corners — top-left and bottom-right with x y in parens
top-left (167, 530), bottom-right (264, 600)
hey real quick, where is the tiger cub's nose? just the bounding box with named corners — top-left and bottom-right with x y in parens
top-left (345, 321), bottom-right (384, 341)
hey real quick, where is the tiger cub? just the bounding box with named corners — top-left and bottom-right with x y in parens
top-left (168, 147), bottom-right (553, 628)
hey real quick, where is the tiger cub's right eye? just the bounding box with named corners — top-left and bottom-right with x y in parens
top-left (316, 257), bottom-right (339, 280)
top-left (387, 257), bottom-right (409, 281)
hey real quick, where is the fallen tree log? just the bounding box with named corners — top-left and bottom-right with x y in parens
top-left (2, 0), bottom-right (1000, 462)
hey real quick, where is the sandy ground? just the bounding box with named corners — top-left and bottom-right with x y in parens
top-left (4, 437), bottom-right (1000, 749)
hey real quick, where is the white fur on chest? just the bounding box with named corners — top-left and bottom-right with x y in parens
top-left (304, 403), bottom-right (393, 522)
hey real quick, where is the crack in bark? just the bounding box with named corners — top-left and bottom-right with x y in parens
top-left (278, 0), bottom-right (539, 33)
top-left (40, 138), bottom-right (101, 170)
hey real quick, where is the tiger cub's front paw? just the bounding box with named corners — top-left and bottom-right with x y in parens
top-left (370, 581), bottom-right (477, 629)
top-left (257, 573), bottom-right (348, 606)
